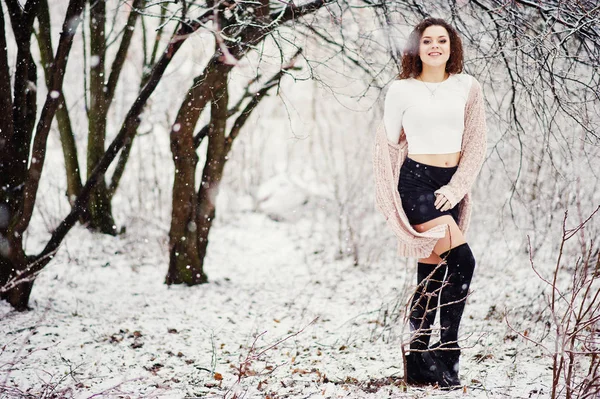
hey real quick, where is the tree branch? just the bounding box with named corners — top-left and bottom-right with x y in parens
top-left (273, 0), bottom-right (336, 25)
top-left (301, 23), bottom-right (378, 83)
top-left (10, 0), bottom-right (40, 169)
top-left (188, 2), bottom-right (333, 150)
top-left (36, 0), bottom-right (83, 203)
top-left (193, 73), bottom-right (264, 149)
top-left (107, 119), bottom-right (140, 198)
top-left (0, 2), bottom-right (14, 144)
top-left (31, 7), bottom-right (216, 267)
top-left (105, 0), bottom-right (145, 104)
top-left (3, 0), bottom-right (24, 38)
top-left (224, 49), bottom-right (303, 154)
top-left (13, 0), bottom-right (85, 235)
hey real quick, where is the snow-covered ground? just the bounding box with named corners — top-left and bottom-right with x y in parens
top-left (1, 204), bottom-right (555, 398)
top-left (2, 4), bottom-right (596, 396)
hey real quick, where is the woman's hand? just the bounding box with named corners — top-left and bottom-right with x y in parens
top-left (434, 193), bottom-right (452, 212)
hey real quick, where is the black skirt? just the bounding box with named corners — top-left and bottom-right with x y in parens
top-left (398, 157), bottom-right (459, 225)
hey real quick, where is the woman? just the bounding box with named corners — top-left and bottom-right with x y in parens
top-left (373, 18), bottom-right (487, 388)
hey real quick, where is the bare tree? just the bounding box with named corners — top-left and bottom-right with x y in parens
top-left (163, 0), bottom-right (387, 284)
top-left (84, 0), bottom-right (146, 234)
top-left (0, 1), bottom-right (215, 310)
top-left (1, 0), bottom-right (597, 321)
top-left (35, 0), bottom-right (154, 233)
top-left (0, 0), bottom-right (86, 310)
top-left (35, 0), bottom-right (83, 209)
top-left (505, 207), bottom-right (600, 398)
top-left (162, 0), bottom-right (599, 278)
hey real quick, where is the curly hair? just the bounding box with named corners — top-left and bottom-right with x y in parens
top-left (399, 18), bottom-right (463, 79)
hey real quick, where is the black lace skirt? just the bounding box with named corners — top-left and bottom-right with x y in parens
top-left (398, 157), bottom-right (459, 225)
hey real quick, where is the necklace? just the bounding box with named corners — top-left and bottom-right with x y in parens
top-left (417, 73), bottom-right (449, 98)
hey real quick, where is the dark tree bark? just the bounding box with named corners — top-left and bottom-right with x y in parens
top-left (36, 0), bottom-right (83, 207)
top-left (166, 59), bottom-right (232, 285)
top-left (7, 0), bottom-right (40, 181)
top-left (0, 0), bottom-right (43, 310)
top-left (0, 4), bottom-right (14, 147)
top-left (85, 0), bottom-right (144, 233)
top-left (1, 0), bottom-right (85, 310)
top-left (164, 0), bottom-right (318, 286)
top-left (1, 5), bottom-right (214, 311)
top-left (86, 0), bottom-right (116, 234)
top-left (195, 76), bottom-right (229, 271)
top-left (0, 0), bottom-right (40, 227)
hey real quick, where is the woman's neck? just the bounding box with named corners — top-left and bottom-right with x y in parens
top-left (418, 65), bottom-right (449, 82)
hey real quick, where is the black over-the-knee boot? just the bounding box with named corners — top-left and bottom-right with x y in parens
top-left (433, 243), bottom-right (476, 387)
top-left (405, 262), bottom-right (448, 385)
top-left (409, 262), bottom-right (446, 350)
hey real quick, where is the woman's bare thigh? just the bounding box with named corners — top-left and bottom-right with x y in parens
top-left (418, 252), bottom-right (443, 264)
top-left (413, 215), bottom-right (466, 257)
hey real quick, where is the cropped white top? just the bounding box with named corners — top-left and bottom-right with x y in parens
top-left (383, 73), bottom-right (473, 154)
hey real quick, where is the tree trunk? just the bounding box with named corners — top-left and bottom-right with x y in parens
top-left (2, 1), bottom-right (39, 222)
top-left (0, 2), bottom-right (15, 182)
top-left (57, 98), bottom-right (83, 205)
top-left (0, 1), bottom-right (40, 310)
top-left (86, 0), bottom-right (116, 234)
top-left (1, 0), bottom-right (85, 311)
top-left (1, 0), bottom-right (198, 311)
top-left (165, 59), bottom-right (231, 285)
top-left (164, 2), bottom-right (313, 285)
top-left (84, 0), bottom-right (146, 232)
top-left (192, 63), bottom-right (290, 267)
top-left (196, 79), bottom-right (229, 264)
top-left (10, 2), bottom-right (39, 179)
top-left (36, 0), bottom-right (83, 206)
top-left (0, 234), bottom-right (33, 311)
top-left (165, 126), bottom-right (202, 285)
top-left (165, 79), bottom-right (203, 285)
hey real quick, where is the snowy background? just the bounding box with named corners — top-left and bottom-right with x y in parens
top-left (1, 1), bottom-right (599, 398)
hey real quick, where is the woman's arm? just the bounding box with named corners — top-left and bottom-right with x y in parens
top-left (434, 77), bottom-right (487, 207)
top-left (383, 80), bottom-right (405, 144)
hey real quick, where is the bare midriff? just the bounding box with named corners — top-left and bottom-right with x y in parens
top-left (407, 152), bottom-right (461, 168)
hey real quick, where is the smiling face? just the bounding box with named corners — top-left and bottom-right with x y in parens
top-left (418, 25), bottom-right (451, 69)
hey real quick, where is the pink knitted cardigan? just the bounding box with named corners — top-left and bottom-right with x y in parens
top-left (373, 77), bottom-right (487, 258)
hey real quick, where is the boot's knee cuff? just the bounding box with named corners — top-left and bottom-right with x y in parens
top-left (440, 243), bottom-right (473, 263)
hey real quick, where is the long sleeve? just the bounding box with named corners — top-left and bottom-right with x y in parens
top-left (383, 81), bottom-right (405, 144)
top-left (373, 122), bottom-right (448, 258)
top-left (434, 77), bottom-right (487, 208)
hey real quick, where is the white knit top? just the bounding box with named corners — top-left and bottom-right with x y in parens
top-left (383, 73), bottom-right (474, 154)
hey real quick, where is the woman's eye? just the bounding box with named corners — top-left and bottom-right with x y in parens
top-left (440, 39), bottom-right (447, 43)
top-left (423, 40), bottom-right (430, 44)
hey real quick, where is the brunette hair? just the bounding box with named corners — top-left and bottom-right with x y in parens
top-left (399, 18), bottom-right (463, 79)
